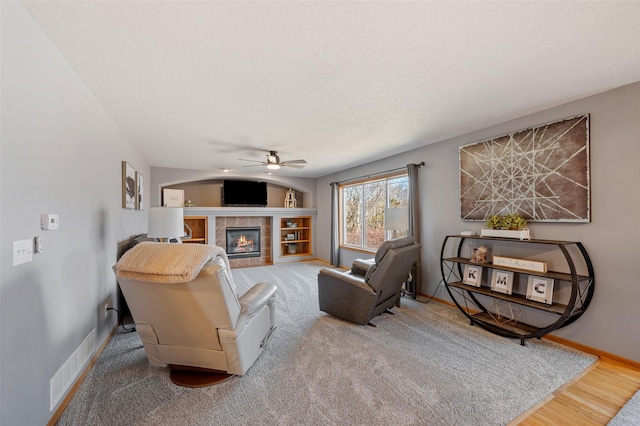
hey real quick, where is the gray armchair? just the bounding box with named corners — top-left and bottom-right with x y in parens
top-left (318, 236), bottom-right (421, 325)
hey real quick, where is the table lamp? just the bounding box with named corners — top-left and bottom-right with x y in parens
top-left (148, 207), bottom-right (186, 242)
top-left (384, 207), bottom-right (408, 240)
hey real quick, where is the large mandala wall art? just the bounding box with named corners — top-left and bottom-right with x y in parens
top-left (460, 114), bottom-right (590, 222)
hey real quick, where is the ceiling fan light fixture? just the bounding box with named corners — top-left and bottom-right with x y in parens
top-left (266, 151), bottom-right (281, 169)
top-left (238, 150), bottom-right (305, 169)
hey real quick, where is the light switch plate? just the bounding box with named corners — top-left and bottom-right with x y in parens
top-left (13, 239), bottom-right (33, 266)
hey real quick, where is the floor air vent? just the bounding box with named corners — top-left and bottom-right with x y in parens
top-left (50, 328), bottom-right (95, 411)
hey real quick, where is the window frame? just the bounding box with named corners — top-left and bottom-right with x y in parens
top-left (338, 172), bottom-right (409, 252)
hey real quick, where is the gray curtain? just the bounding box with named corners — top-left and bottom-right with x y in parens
top-left (406, 163), bottom-right (424, 298)
top-left (330, 182), bottom-right (340, 266)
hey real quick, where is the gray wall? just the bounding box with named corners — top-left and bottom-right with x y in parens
top-left (1, 3), bottom-right (148, 424)
top-left (2, 2), bottom-right (638, 424)
top-left (316, 81), bottom-right (640, 363)
top-left (162, 180), bottom-right (305, 208)
top-left (150, 166), bottom-right (317, 208)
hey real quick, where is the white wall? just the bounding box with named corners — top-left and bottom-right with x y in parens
top-left (316, 81), bottom-right (640, 362)
top-left (1, 3), bottom-right (148, 424)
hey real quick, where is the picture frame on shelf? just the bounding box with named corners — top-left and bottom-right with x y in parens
top-left (490, 270), bottom-right (515, 295)
top-left (135, 172), bottom-right (144, 210)
top-left (526, 276), bottom-right (554, 304)
top-left (492, 255), bottom-right (547, 273)
top-left (162, 188), bottom-right (184, 207)
top-left (462, 264), bottom-right (483, 287)
top-left (122, 161), bottom-right (136, 209)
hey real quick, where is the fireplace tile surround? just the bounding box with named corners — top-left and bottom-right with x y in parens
top-left (216, 216), bottom-right (271, 268)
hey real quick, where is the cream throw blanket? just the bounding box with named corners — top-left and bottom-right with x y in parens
top-left (115, 241), bottom-right (228, 284)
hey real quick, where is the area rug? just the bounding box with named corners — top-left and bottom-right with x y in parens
top-left (608, 389), bottom-right (640, 425)
top-left (56, 261), bottom-right (596, 426)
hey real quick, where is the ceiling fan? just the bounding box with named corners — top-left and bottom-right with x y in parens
top-left (239, 151), bottom-right (307, 170)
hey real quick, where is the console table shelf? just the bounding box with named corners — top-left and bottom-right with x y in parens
top-left (440, 235), bottom-right (594, 345)
top-left (446, 281), bottom-right (569, 315)
top-left (471, 312), bottom-right (540, 336)
top-left (442, 257), bottom-right (591, 284)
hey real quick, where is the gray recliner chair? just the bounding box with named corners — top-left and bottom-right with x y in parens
top-left (317, 236), bottom-right (421, 326)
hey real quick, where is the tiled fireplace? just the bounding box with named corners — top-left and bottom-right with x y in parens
top-left (216, 216), bottom-right (271, 268)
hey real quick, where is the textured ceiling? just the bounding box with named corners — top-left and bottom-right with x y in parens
top-left (21, 1), bottom-right (640, 178)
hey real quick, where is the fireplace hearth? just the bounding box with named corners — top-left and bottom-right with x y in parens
top-left (226, 227), bottom-right (261, 259)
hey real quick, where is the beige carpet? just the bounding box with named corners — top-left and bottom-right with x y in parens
top-left (608, 389), bottom-right (640, 425)
top-left (56, 261), bottom-right (596, 425)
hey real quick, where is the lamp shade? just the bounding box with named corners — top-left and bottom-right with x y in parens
top-left (147, 207), bottom-right (185, 239)
top-left (384, 207), bottom-right (408, 231)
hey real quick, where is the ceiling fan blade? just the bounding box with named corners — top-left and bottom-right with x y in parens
top-left (242, 163), bottom-right (265, 168)
top-left (239, 152), bottom-right (306, 169)
top-left (281, 162), bottom-right (306, 169)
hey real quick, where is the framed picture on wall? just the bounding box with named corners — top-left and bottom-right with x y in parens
top-left (135, 172), bottom-right (144, 210)
top-left (460, 114), bottom-right (590, 222)
top-left (462, 264), bottom-right (483, 287)
top-left (162, 188), bottom-right (184, 207)
top-left (490, 270), bottom-right (515, 295)
top-left (122, 161), bottom-right (136, 209)
top-left (526, 276), bottom-right (554, 304)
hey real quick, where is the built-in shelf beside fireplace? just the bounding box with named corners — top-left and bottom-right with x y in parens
top-left (186, 207), bottom-right (316, 268)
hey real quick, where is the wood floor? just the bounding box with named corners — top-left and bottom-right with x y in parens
top-left (511, 358), bottom-right (640, 425)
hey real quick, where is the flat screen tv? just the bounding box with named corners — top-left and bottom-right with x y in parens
top-left (222, 180), bottom-right (268, 207)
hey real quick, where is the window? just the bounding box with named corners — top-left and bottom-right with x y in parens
top-left (340, 174), bottom-right (408, 251)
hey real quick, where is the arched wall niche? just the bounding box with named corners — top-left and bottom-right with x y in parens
top-left (149, 167), bottom-right (316, 208)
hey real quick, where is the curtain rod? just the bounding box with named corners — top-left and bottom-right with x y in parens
top-left (331, 162), bottom-right (424, 185)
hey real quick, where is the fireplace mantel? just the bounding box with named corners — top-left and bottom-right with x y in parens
top-left (184, 207), bottom-right (317, 216)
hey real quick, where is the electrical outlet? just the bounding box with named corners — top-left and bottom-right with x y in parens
top-left (103, 303), bottom-right (110, 319)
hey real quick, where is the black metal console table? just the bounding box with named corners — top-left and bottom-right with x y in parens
top-left (440, 235), bottom-right (594, 345)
